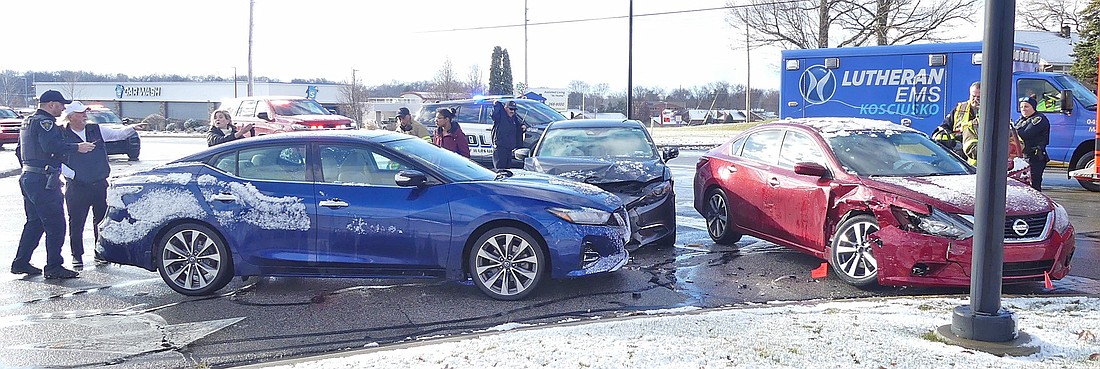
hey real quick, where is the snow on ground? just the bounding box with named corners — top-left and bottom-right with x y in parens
top-left (263, 296), bottom-right (1100, 369)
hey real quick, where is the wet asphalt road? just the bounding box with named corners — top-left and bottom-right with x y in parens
top-left (0, 137), bottom-right (1097, 369)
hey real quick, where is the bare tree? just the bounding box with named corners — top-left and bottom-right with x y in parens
top-left (466, 64), bottom-right (484, 95)
top-left (339, 72), bottom-right (370, 129)
top-left (729, 0), bottom-right (977, 48)
top-left (433, 58), bottom-right (461, 100)
top-left (1017, 0), bottom-right (1085, 32)
top-left (567, 80), bottom-right (590, 110)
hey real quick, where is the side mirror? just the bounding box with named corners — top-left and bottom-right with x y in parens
top-left (662, 147), bottom-right (679, 161)
top-left (1060, 89), bottom-right (1073, 113)
top-left (793, 162), bottom-right (829, 177)
top-left (514, 148), bottom-right (531, 161)
top-left (257, 112), bottom-right (272, 121)
top-left (395, 170), bottom-right (428, 187)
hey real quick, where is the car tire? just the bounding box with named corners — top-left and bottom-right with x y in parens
top-left (1074, 155), bottom-right (1100, 192)
top-left (156, 223), bottom-right (233, 296)
top-left (829, 214), bottom-right (880, 288)
top-left (469, 227), bottom-right (546, 300)
top-left (704, 188), bottom-right (742, 244)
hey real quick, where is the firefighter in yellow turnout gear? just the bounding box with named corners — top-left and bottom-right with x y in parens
top-left (934, 81), bottom-right (981, 157)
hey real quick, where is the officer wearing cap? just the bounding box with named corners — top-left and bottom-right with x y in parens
top-left (393, 107), bottom-right (430, 138)
top-left (490, 100), bottom-right (526, 171)
top-left (1015, 96), bottom-right (1050, 191)
top-left (10, 90), bottom-right (95, 279)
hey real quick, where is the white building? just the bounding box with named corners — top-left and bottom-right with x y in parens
top-left (34, 81), bottom-right (346, 121)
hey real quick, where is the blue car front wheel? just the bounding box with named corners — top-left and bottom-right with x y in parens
top-left (469, 227), bottom-right (546, 300)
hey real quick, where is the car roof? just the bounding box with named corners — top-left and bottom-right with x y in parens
top-left (423, 97), bottom-right (537, 106)
top-left (547, 119), bottom-right (645, 129)
top-left (173, 130), bottom-right (407, 162)
top-left (764, 117), bottom-right (922, 136)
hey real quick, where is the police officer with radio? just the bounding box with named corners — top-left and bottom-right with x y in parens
top-left (10, 91), bottom-right (95, 279)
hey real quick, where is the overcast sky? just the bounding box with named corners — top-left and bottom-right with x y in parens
top-left (6, 0), bottom-right (985, 93)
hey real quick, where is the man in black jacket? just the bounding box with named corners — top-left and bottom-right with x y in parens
top-left (491, 101), bottom-right (525, 171)
top-left (60, 102), bottom-right (141, 267)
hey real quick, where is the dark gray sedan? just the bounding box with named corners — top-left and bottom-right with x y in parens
top-left (516, 119), bottom-right (678, 249)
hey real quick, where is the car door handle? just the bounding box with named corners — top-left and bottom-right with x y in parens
top-left (211, 193), bottom-right (236, 202)
top-left (726, 166), bottom-right (737, 173)
top-left (319, 199), bottom-right (349, 209)
top-left (768, 177), bottom-right (780, 187)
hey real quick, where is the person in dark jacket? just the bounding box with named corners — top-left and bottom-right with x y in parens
top-left (59, 102), bottom-right (142, 267)
top-left (207, 110), bottom-right (253, 146)
top-left (12, 90), bottom-right (95, 279)
top-left (490, 101), bottom-right (526, 170)
top-left (1014, 96), bottom-right (1050, 191)
top-left (433, 108), bottom-right (470, 158)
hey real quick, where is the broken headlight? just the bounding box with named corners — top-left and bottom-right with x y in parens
top-left (893, 207), bottom-right (973, 240)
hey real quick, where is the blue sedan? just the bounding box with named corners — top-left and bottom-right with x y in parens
top-left (97, 130), bottom-right (630, 300)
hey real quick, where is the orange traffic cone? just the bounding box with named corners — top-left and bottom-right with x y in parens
top-left (811, 262), bottom-right (829, 279)
top-left (1044, 271), bottom-right (1053, 289)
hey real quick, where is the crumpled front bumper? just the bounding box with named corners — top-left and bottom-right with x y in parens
top-left (870, 224), bottom-right (1075, 287)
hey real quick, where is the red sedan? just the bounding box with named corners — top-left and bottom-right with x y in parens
top-left (693, 117), bottom-right (1075, 288)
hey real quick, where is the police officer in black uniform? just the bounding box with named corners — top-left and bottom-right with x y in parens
top-left (10, 90), bottom-right (95, 279)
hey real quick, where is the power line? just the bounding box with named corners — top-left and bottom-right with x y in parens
top-left (416, 0), bottom-right (805, 34)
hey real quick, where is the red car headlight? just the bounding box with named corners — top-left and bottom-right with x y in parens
top-left (891, 206), bottom-right (974, 240)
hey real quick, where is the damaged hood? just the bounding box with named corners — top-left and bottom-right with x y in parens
top-left (525, 157), bottom-right (666, 184)
top-left (864, 174), bottom-right (1053, 215)
top-left (524, 157), bottom-right (668, 204)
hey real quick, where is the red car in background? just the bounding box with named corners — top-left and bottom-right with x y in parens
top-left (694, 117), bottom-right (1074, 288)
top-left (0, 106), bottom-right (21, 147)
top-left (218, 96), bottom-right (356, 136)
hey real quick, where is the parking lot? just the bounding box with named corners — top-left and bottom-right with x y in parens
top-left (0, 135), bottom-right (1096, 368)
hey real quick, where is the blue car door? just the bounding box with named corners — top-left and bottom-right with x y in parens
top-left (206, 143), bottom-right (315, 269)
top-left (312, 143), bottom-right (453, 271)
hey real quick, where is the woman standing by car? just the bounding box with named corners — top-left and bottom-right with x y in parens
top-left (207, 110), bottom-right (253, 147)
top-left (1015, 96), bottom-right (1050, 191)
top-left (433, 108), bottom-right (470, 158)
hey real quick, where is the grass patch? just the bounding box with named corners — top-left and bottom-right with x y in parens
top-left (921, 330), bottom-right (949, 344)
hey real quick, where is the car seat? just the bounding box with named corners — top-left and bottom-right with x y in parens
top-left (337, 153), bottom-right (373, 184)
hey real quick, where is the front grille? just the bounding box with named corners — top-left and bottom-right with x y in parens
top-left (1003, 212), bottom-right (1050, 243)
top-left (1003, 260), bottom-right (1054, 277)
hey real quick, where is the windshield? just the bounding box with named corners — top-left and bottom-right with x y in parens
top-left (1053, 74), bottom-right (1098, 110)
top-left (536, 126), bottom-right (657, 159)
top-left (0, 108), bottom-right (16, 119)
top-left (512, 100), bottom-right (566, 125)
top-left (385, 136), bottom-right (496, 181)
top-left (271, 99), bottom-right (331, 116)
top-left (828, 131), bottom-right (970, 177)
top-left (86, 110), bottom-right (122, 124)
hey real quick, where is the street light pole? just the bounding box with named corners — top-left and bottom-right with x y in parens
top-left (626, 0), bottom-right (633, 120)
top-left (247, 0), bottom-right (255, 97)
top-left (233, 67), bottom-right (238, 98)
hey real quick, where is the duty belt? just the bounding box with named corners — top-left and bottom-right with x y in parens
top-left (22, 165), bottom-right (59, 175)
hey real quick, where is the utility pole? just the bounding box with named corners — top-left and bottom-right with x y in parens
top-left (745, 30), bottom-right (751, 122)
top-left (626, 0), bottom-right (633, 120)
top-left (233, 67), bottom-right (238, 98)
top-left (524, 0), bottom-right (529, 89)
top-left (247, 0), bottom-right (255, 97)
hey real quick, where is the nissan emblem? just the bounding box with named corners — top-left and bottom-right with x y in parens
top-left (1012, 219), bottom-right (1029, 237)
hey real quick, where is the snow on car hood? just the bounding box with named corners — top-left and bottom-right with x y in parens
top-left (868, 175), bottom-right (1052, 215)
top-left (526, 157), bottom-right (665, 184)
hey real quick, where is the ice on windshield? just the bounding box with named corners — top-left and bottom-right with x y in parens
top-left (828, 131), bottom-right (969, 176)
top-left (538, 127), bottom-right (656, 159)
top-left (271, 99), bottom-right (331, 116)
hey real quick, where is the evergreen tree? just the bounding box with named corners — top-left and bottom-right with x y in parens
top-left (1071, 0), bottom-right (1100, 89)
top-left (488, 47), bottom-right (505, 95)
top-left (501, 49), bottom-right (514, 95)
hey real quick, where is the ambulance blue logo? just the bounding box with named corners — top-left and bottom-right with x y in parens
top-left (799, 65), bottom-right (836, 105)
top-left (115, 84), bottom-right (124, 99)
